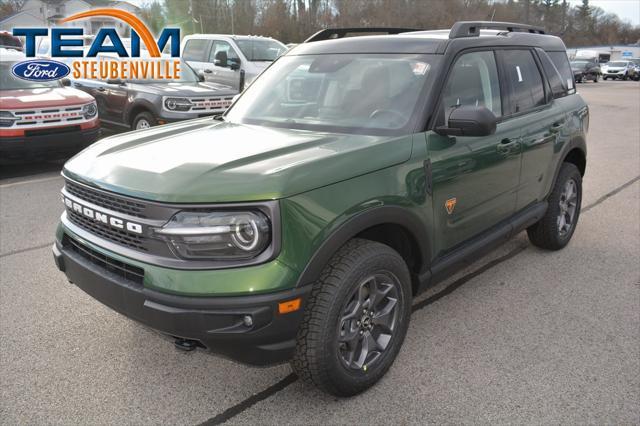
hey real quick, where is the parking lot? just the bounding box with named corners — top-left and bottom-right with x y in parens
top-left (1, 80), bottom-right (638, 424)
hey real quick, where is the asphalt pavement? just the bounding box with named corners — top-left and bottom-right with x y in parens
top-left (1, 80), bottom-right (638, 424)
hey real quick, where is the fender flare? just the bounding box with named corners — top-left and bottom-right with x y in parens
top-left (295, 205), bottom-right (431, 287)
top-left (547, 135), bottom-right (587, 198)
top-left (125, 99), bottom-right (158, 125)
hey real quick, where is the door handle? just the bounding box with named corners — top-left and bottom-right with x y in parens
top-left (497, 138), bottom-right (519, 154)
top-left (97, 87), bottom-right (106, 92)
top-left (204, 69), bottom-right (213, 73)
top-left (550, 121), bottom-right (564, 133)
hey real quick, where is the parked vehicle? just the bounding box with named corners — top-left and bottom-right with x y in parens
top-left (629, 58), bottom-right (640, 80)
top-left (73, 56), bottom-right (237, 130)
top-left (601, 60), bottom-right (638, 80)
top-left (54, 22), bottom-right (588, 397)
top-left (570, 59), bottom-right (600, 82)
top-left (181, 34), bottom-right (287, 90)
top-left (0, 49), bottom-right (99, 162)
top-left (0, 31), bottom-right (22, 51)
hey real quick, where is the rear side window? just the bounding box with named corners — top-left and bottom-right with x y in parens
top-left (536, 49), bottom-right (566, 98)
top-left (182, 39), bottom-right (209, 61)
top-left (500, 50), bottom-right (546, 115)
top-left (547, 51), bottom-right (576, 95)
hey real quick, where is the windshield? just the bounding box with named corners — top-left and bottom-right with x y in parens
top-left (571, 61), bottom-right (589, 66)
top-left (0, 62), bottom-right (61, 90)
top-left (235, 39), bottom-right (286, 61)
top-left (226, 53), bottom-right (438, 135)
top-left (607, 61), bottom-right (628, 67)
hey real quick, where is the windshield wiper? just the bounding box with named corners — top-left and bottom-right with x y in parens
top-left (213, 114), bottom-right (225, 121)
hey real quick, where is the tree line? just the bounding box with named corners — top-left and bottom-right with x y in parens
top-left (2, 0), bottom-right (639, 47)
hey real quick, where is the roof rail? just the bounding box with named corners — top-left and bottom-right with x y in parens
top-left (304, 27), bottom-right (419, 43)
top-left (449, 21), bottom-right (545, 39)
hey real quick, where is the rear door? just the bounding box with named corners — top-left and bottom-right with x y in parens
top-left (497, 49), bottom-right (563, 210)
top-left (428, 50), bottom-right (522, 253)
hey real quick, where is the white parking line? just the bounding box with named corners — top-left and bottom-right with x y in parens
top-left (0, 175), bottom-right (61, 188)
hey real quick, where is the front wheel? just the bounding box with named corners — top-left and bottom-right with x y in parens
top-left (291, 239), bottom-right (412, 397)
top-left (593, 74), bottom-right (599, 82)
top-left (603, 76), bottom-right (608, 80)
top-left (132, 111), bottom-right (155, 130)
top-left (527, 163), bottom-right (582, 250)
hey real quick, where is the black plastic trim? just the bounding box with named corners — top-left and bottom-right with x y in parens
top-left (449, 21), bottom-right (545, 39)
top-left (54, 238), bottom-right (311, 366)
top-left (422, 201), bottom-right (548, 291)
top-left (304, 27), bottom-right (419, 43)
top-left (295, 205), bottom-right (431, 287)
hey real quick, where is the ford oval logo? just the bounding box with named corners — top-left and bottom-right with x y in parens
top-left (11, 60), bottom-right (70, 82)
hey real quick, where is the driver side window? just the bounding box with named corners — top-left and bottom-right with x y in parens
top-left (440, 50), bottom-right (502, 122)
top-left (209, 41), bottom-right (240, 65)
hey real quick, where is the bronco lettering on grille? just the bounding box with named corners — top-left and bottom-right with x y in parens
top-left (62, 196), bottom-right (143, 234)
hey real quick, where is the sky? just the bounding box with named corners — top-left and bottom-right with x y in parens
top-left (568, 0), bottom-right (639, 25)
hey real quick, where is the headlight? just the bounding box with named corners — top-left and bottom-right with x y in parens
top-left (154, 211), bottom-right (271, 260)
top-left (82, 102), bottom-right (97, 119)
top-left (0, 111), bottom-right (17, 127)
top-left (164, 97), bottom-right (192, 112)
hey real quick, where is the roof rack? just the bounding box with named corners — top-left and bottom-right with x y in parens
top-left (304, 28), bottom-right (418, 43)
top-left (449, 21), bottom-right (545, 39)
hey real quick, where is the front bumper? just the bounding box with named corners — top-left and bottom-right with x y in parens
top-left (53, 235), bottom-right (311, 366)
top-left (0, 125), bottom-right (100, 159)
top-left (603, 71), bottom-right (626, 78)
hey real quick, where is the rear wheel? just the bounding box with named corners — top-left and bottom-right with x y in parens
top-left (527, 163), bottom-right (582, 250)
top-left (132, 111), bottom-right (155, 130)
top-left (603, 75), bottom-right (608, 80)
top-left (291, 239), bottom-right (412, 397)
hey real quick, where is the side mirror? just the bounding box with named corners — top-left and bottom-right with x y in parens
top-left (214, 51), bottom-right (228, 68)
top-left (436, 105), bottom-right (497, 137)
top-left (229, 60), bottom-right (241, 71)
top-left (196, 70), bottom-right (205, 82)
top-left (106, 78), bottom-right (124, 85)
top-left (60, 77), bottom-right (71, 87)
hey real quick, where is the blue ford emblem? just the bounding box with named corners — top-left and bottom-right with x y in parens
top-left (11, 60), bottom-right (70, 81)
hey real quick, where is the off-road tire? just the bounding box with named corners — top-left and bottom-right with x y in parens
top-left (132, 111), bottom-right (155, 130)
top-left (527, 162), bottom-right (582, 250)
top-left (291, 238), bottom-right (412, 397)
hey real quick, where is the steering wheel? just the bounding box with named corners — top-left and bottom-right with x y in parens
top-left (369, 109), bottom-right (405, 123)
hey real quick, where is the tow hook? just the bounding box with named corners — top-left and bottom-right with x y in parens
top-left (174, 338), bottom-right (198, 352)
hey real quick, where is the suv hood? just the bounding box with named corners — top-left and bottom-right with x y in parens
top-left (0, 87), bottom-right (94, 109)
top-left (129, 81), bottom-right (236, 96)
top-left (63, 119), bottom-right (413, 203)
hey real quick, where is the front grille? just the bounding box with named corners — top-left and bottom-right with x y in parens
top-left (25, 125), bottom-right (80, 137)
top-left (65, 180), bottom-right (147, 218)
top-left (63, 235), bottom-right (144, 286)
top-left (67, 210), bottom-right (147, 251)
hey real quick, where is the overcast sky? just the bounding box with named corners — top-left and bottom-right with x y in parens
top-left (569, 0), bottom-right (639, 25)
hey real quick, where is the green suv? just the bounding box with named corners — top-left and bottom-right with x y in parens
top-left (53, 22), bottom-right (588, 396)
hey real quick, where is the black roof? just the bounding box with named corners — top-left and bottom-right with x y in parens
top-left (290, 21), bottom-right (567, 56)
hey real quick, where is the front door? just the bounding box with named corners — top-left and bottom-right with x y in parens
top-left (207, 40), bottom-right (242, 89)
top-left (427, 50), bottom-right (521, 255)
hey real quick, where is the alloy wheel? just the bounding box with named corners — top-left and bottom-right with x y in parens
top-left (557, 178), bottom-right (578, 237)
top-left (337, 273), bottom-right (400, 371)
top-left (136, 119), bottom-right (151, 130)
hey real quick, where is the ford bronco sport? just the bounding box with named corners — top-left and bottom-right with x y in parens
top-left (53, 22), bottom-right (588, 397)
